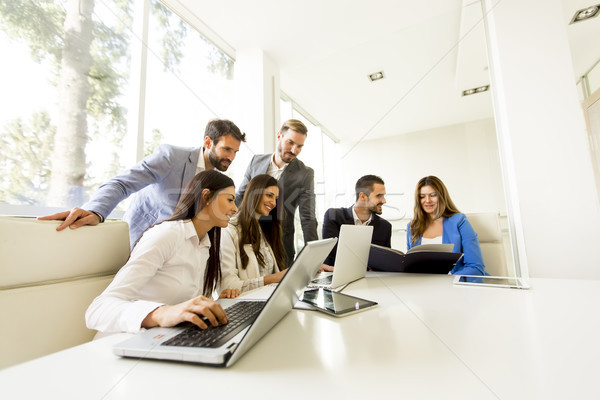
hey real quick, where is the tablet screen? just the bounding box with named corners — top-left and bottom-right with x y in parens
top-left (455, 275), bottom-right (529, 289)
top-left (300, 288), bottom-right (377, 315)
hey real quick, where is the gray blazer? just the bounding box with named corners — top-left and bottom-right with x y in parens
top-left (83, 144), bottom-right (201, 247)
top-left (236, 154), bottom-right (318, 264)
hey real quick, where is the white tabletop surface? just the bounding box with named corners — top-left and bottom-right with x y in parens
top-left (1, 272), bottom-right (599, 399)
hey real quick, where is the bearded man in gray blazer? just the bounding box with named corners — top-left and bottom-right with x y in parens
top-left (236, 119), bottom-right (318, 264)
top-left (40, 119), bottom-right (246, 247)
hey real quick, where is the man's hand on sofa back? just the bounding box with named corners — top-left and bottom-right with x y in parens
top-left (38, 207), bottom-right (102, 231)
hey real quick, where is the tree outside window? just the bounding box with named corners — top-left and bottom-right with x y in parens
top-left (0, 0), bottom-right (234, 214)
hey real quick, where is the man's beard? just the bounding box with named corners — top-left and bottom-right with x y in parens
top-left (208, 148), bottom-right (230, 171)
top-left (277, 143), bottom-right (296, 163)
top-left (369, 203), bottom-right (383, 215)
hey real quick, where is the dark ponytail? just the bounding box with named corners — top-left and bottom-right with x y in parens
top-left (167, 170), bottom-right (234, 296)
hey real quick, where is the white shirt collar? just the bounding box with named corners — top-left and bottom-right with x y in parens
top-left (184, 220), bottom-right (212, 247)
top-left (267, 153), bottom-right (288, 180)
top-left (271, 153), bottom-right (288, 169)
top-left (196, 147), bottom-right (206, 173)
top-left (352, 205), bottom-right (372, 226)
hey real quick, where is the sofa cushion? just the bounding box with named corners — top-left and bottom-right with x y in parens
top-left (0, 275), bottom-right (115, 369)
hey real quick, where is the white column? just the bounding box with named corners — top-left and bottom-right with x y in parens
top-left (234, 47), bottom-right (280, 155)
top-left (127, 0), bottom-right (150, 165)
top-left (483, 0), bottom-right (600, 279)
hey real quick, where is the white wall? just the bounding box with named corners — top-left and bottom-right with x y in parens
top-left (338, 118), bottom-right (505, 215)
top-left (336, 117), bottom-right (506, 251)
top-left (232, 47), bottom-right (280, 187)
top-left (484, 0), bottom-right (600, 280)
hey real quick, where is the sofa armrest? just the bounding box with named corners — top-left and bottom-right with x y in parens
top-left (0, 216), bottom-right (130, 369)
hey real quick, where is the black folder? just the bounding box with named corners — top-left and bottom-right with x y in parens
top-left (367, 244), bottom-right (463, 274)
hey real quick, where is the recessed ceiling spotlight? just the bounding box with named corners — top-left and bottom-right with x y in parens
top-left (462, 85), bottom-right (489, 96)
top-left (569, 4), bottom-right (600, 24)
top-left (368, 71), bottom-right (385, 82)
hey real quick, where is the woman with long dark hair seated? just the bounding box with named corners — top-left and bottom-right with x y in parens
top-left (406, 176), bottom-right (487, 276)
top-left (86, 170), bottom-right (238, 334)
top-left (220, 174), bottom-right (288, 295)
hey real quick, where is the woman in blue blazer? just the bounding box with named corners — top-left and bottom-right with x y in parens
top-left (406, 176), bottom-right (487, 276)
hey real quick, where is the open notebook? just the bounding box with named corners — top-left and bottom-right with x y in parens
top-left (113, 238), bottom-right (337, 367)
top-left (368, 243), bottom-right (462, 273)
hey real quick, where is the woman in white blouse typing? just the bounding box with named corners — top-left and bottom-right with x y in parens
top-left (85, 170), bottom-right (238, 334)
top-left (220, 174), bottom-right (288, 295)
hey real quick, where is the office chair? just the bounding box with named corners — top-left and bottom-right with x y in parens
top-left (465, 212), bottom-right (509, 277)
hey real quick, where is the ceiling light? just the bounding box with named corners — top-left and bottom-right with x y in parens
top-left (569, 4), bottom-right (600, 24)
top-left (368, 71), bottom-right (385, 82)
top-left (462, 85), bottom-right (489, 96)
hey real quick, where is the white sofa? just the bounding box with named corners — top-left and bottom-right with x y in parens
top-left (0, 216), bottom-right (129, 369)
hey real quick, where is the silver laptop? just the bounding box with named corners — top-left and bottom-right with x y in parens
top-left (113, 237), bottom-right (337, 367)
top-left (308, 224), bottom-right (373, 291)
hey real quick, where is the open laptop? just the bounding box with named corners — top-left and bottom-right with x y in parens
top-left (113, 237), bottom-right (337, 368)
top-left (308, 224), bottom-right (373, 291)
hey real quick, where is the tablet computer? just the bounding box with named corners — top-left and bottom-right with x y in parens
top-left (453, 275), bottom-right (530, 289)
top-left (299, 288), bottom-right (378, 317)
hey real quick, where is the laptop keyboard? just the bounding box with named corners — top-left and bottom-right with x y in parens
top-left (161, 300), bottom-right (265, 348)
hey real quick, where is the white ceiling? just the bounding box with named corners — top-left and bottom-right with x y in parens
top-left (169, 0), bottom-right (600, 144)
top-left (564, 0), bottom-right (600, 78)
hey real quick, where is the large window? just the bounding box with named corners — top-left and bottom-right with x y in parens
top-left (0, 0), bottom-right (132, 212)
top-left (144, 0), bottom-right (234, 152)
top-left (0, 0), bottom-right (234, 216)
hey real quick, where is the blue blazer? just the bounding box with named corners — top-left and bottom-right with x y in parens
top-left (406, 213), bottom-right (487, 276)
top-left (83, 144), bottom-right (200, 247)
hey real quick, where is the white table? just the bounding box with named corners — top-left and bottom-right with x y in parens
top-left (1, 272), bottom-right (599, 399)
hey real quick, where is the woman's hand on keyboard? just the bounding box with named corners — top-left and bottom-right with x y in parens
top-left (219, 288), bottom-right (241, 299)
top-left (317, 264), bottom-right (334, 273)
top-left (141, 295), bottom-right (229, 330)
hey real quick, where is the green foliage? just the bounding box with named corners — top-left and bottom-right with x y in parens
top-left (0, 112), bottom-right (55, 205)
top-left (87, 5), bottom-right (132, 136)
top-left (0, 0), bottom-right (134, 203)
top-left (151, 1), bottom-right (187, 72)
top-left (85, 3), bottom-right (132, 189)
top-left (0, 0), bottom-right (133, 137)
top-left (0, 0), bottom-right (64, 63)
top-left (144, 128), bottom-right (164, 157)
top-left (0, 0), bottom-right (233, 207)
top-left (200, 36), bottom-right (234, 80)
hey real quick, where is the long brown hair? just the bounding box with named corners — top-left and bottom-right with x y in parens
top-left (167, 170), bottom-right (234, 296)
top-left (409, 176), bottom-right (460, 245)
top-left (234, 174), bottom-right (287, 270)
